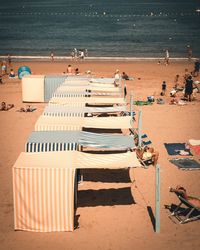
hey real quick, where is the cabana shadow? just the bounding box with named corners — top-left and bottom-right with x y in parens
top-left (81, 168), bottom-right (131, 183)
top-left (77, 187), bottom-right (136, 207)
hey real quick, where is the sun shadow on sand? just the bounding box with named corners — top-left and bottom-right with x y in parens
top-left (77, 187), bottom-right (136, 207)
top-left (147, 206), bottom-right (155, 231)
top-left (81, 169), bottom-right (131, 183)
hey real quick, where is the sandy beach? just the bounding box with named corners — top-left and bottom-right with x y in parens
top-left (0, 59), bottom-right (200, 250)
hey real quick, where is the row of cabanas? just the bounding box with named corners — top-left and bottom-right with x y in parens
top-left (13, 75), bottom-right (141, 232)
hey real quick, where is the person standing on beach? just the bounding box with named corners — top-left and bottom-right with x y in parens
top-left (164, 49), bottom-right (169, 65)
top-left (187, 45), bottom-right (192, 60)
top-left (7, 54), bottom-right (11, 67)
top-left (161, 81), bottom-right (167, 95)
top-left (185, 75), bottom-right (193, 101)
top-left (67, 64), bottom-right (72, 74)
top-left (50, 51), bottom-right (54, 61)
top-left (114, 69), bottom-right (121, 87)
top-left (174, 74), bottom-right (180, 89)
top-left (193, 59), bottom-right (200, 77)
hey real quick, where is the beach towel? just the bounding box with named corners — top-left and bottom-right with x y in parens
top-left (190, 145), bottom-right (200, 155)
top-left (170, 158), bottom-right (200, 170)
top-left (164, 143), bottom-right (193, 156)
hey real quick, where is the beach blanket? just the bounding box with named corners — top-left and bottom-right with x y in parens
top-left (164, 143), bottom-right (193, 156)
top-left (170, 158), bottom-right (200, 170)
top-left (133, 101), bottom-right (152, 106)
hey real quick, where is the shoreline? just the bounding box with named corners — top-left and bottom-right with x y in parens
top-left (0, 55), bottom-right (198, 62)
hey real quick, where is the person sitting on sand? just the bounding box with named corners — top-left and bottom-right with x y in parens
top-left (136, 145), bottom-right (159, 167)
top-left (122, 72), bottom-right (130, 80)
top-left (19, 105), bottom-right (35, 112)
top-left (75, 68), bottom-right (80, 75)
top-left (67, 64), bottom-right (72, 74)
top-left (169, 185), bottom-right (200, 208)
top-left (0, 102), bottom-right (14, 111)
top-left (9, 69), bottom-right (15, 78)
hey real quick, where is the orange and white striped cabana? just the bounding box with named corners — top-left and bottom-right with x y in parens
top-left (13, 151), bottom-right (140, 232)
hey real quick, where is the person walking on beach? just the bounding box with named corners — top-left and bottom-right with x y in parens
top-left (164, 49), bottom-right (169, 65)
top-left (161, 81), bottom-right (167, 96)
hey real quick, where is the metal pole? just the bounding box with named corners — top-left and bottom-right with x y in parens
top-left (130, 91), bottom-right (134, 118)
top-left (155, 164), bottom-right (160, 233)
top-left (138, 110), bottom-right (142, 147)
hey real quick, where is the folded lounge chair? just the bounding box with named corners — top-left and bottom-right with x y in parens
top-left (169, 191), bottom-right (200, 224)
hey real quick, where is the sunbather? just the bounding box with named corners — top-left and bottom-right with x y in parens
top-left (136, 146), bottom-right (159, 166)
top-left (170, 186), bottom-right (200, 209)
top-left (0, 102), bottom-right (14, 111)
top-left (19, 105), bottom-right (35, 112)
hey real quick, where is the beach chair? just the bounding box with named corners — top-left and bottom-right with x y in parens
top-left (170, 192), bottom-right (200, 224)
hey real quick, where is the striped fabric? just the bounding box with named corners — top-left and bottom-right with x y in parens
top-left (35, 115), bottom-right (133, 131)
top-left (57, 85), bottom-right (120, 92)
top-left (26, 131), bottom-right (80, 152)
top-left (44, 76), bottom-right (67, 102)
top-left (13, 152), bottom-right (76, 232)
top-left (53, 91), bottom-right (121, 97)
top-left (26, 142), bottom-right (78, 152)
top-left (79, 131), bottom-right (135, 149)
top-left (49, 97), bottom-right (126, 105)
top-left (43, 105), bottom-right (127, 116)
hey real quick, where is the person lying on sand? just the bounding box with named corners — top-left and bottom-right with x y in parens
top-left (0, 102), bottom-right (14, 111)
top-left (19, 105), bottom-right (36, 112)
top-left (169, 185), bottom-right (200, 208)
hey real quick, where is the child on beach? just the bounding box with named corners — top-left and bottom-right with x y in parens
top-left (161, 81), bottom-right (167, 96)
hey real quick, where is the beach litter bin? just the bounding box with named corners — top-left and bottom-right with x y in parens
top-left (18, 66), bottom-right (31, 79)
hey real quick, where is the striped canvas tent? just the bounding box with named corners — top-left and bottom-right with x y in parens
top-left (13, 151), bottom-right (76, 232)
top-left (12, 151), bottom-right (140, 232)
top-left (35, 115), bottom-right (133, 131)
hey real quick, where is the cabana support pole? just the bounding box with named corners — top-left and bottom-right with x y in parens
top-left (138, 110), bottom-right (142, 147)
top-left (155, 164), bottom-right (160, 233)
top-left (130, 91), bottom-right (134, 118)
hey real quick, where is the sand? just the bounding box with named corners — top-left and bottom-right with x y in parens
top-left (0, 59), bottom-right (200, 250)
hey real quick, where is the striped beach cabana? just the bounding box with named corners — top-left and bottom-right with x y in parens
top-left (12, 150), bottom-right (140, 232)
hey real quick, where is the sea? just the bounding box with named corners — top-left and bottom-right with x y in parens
top-left (0, 0), bottom-right (200, 58)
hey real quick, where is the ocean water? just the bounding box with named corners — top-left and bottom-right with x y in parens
top-left (0, 0), bottom-right (200, 58)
